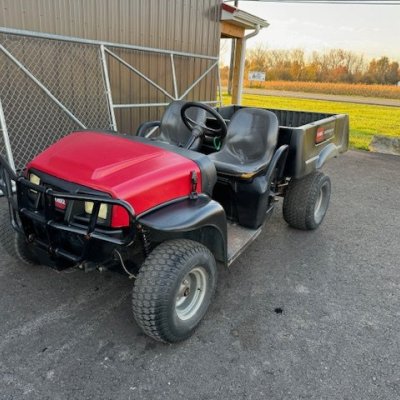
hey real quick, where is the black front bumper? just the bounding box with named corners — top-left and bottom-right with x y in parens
top-left (0, 155), bottom-right (136, 264)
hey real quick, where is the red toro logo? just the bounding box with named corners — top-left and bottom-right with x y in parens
top-left (55, 197), bottom-right (67, 210)
top-left (316, 125), bottom-right (335, 144)
top-left (316, 127), bottom-right (325, 144)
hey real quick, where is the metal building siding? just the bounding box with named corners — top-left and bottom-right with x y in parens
top-left (0, 0), bottom-right (221, 133)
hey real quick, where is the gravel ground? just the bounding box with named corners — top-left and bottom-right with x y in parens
top-left (1, 150), bottom-right (400, 400)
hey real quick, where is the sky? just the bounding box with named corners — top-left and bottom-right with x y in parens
top-left (220, 1), bottom-right (400, 63)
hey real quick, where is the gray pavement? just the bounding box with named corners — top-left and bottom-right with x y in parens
top-left (1, 150), bottom-right (400, 400)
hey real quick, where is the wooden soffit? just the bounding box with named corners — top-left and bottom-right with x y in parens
top-left (220, 21), bottom-right (245, 39)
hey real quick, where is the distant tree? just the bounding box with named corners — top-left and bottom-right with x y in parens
top-left (302, 63), bottom-right (319, 81)
top-left (384, 60), bottom-right (399, 84)
top-left (247, 44), bottom-right (269, 73)
top-left (289, 49), bottom-right (306, 80)
top-left (365, 57), bottom-right (400, 84)
top-left (235, 45), bottom-right (399, 85)
top-left (219, 65), bottom-right (229, 81)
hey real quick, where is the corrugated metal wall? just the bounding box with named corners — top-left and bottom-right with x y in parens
top-left (0, 0), bottom-right (221, 133)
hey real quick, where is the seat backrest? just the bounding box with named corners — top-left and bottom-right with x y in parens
top-left (222, 108), bottom-right (279, 166)
top-left (158, 101), bottom-right (206, 150)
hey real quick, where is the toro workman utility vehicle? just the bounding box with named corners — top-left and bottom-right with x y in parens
top-left (0, 101), bottom-right (349, 342)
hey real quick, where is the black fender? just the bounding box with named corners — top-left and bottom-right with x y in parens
top-left (138, 195), bottom-right (227, 265)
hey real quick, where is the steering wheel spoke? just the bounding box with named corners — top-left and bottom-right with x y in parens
top-left (180, 102), bottom-right (227, 150)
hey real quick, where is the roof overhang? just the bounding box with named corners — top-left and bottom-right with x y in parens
top-left (221, 3), bottom-right (269, 30)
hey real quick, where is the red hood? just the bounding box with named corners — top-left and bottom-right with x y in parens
top-left (27, 131), bottom-right (201, 220)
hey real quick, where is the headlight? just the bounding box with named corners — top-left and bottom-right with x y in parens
top-left (29, 173), bottom-right (41, 185)
top-left (85, 202), bottom-right (109, 220)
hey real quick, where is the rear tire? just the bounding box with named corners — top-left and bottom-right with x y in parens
top-left (283, 171), bottom-right (331, 230)
top-left (0, 205), bottom-right (38, 265)
top-left (132, 239), bottom-right (217, 343)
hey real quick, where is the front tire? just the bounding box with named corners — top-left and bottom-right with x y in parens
top-left (0, 205), bottom-right (38, 265)
top-left (283, 171), bottom-right (331, 230)
top-left (132, 239), bottom-right (217, 343)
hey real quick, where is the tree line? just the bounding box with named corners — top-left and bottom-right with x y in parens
top-left (223, 45), bottom-right (400, 85)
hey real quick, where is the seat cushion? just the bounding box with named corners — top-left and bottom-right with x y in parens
top-left (209, 152), bottom-right (270, 177)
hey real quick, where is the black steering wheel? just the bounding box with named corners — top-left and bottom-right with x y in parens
top-left (180, 102), bottom-right (228, 141)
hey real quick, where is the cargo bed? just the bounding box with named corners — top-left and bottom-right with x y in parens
top-left (216, 105), bottom-right (349, 179)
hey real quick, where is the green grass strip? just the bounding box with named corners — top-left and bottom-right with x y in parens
top-left (222, 93), bottom-right (400, 151)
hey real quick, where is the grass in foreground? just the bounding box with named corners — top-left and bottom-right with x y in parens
top-left (222, 93), bottom-right (400, 151)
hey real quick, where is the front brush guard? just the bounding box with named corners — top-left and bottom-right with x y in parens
top-left (0, 154), bottom-right (20, 231)
top-left (0, 154), bottom-right (136, 263)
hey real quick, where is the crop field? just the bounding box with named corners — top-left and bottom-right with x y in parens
top-left (221, 80), bottom-right (400, 100)
top-left (222, 93), bottom-right (400, 151)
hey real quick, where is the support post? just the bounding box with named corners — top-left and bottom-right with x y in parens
top-left (170, 54), bottom-right (179, 99)
top-left (227, 39), bottom-right (236, 96)
top-left (0, 97), bottom-right (16, 171)
top-left (100, 45), bottom-right (118, 131)
top-left (217, 62), bottom-right (223, 107)
top-left (231, 38), bottom-right (243, 105)
top-left (227, 0), bottom-right (239, 96)
top-left (231, 25), bottom-right (260, 105)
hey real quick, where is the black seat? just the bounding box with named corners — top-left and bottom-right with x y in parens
top-left (208, 108), bottom-right (279, 178)
top-left (140, 100), bottom-right (206, 150)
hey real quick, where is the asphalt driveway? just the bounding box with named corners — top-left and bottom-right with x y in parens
top-left (1, 150), bottom-right (400, 400)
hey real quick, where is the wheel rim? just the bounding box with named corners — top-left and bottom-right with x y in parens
top-left (175, 267), bottom-right (208, 321)
top-left (314, 181), bottom-right (330, 224)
